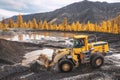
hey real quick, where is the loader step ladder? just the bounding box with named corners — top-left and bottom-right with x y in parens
top-left (84, 52), bottom-right (90, 63)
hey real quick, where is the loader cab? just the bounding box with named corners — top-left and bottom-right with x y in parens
top-left (74, 38), bottom-right (85, 48)
top-left (73, 35), bottom-right (89, 54)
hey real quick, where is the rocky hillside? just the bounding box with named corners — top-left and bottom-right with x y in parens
top-left (11, 1), bottom-right (120, 24)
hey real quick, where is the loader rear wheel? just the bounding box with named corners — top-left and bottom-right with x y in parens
top-left (90, 54), bottom-right (104, 68)
top-left (58, 59), bottom-right (73, 72)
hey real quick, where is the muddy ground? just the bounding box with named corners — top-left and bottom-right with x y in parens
top-left (0, 31), bottom-right (120, 80)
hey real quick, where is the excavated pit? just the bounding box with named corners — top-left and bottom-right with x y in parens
top-left (0, 31), bottom-right (120, 80)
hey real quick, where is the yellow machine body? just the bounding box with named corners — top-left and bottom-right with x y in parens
top-left (70, 35), bottom-right (110, 64)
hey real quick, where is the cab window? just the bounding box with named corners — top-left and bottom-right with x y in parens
top-left (74, 38), bottom-right (85, 48)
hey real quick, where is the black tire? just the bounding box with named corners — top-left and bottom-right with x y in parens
top-left (58, 59), bottom-right (73, 72)
top-left (90, 54), bottom-right (104, 68)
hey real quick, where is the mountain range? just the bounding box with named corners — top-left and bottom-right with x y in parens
top-left (11, 1), bottom-right (120, 24)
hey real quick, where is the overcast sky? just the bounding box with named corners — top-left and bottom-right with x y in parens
top-left (0, 0), bottom-right (120, 20)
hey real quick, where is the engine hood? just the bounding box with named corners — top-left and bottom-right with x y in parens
top-left (91, 41), bottom-right (108, 46)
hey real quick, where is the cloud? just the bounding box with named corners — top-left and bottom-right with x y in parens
top-left (0, 8), bottom-right (28, 20)
top-left (0, 0), bottom-right (28, 12)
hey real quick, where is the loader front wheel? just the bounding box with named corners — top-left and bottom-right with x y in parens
top-left (90, 54), bottom-right (104, 68)
top-left (58, 59), bottom-right (73, 72)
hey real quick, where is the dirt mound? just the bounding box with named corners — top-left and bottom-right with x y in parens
top-left (0, 39), bottom-right (41, 64)
top-left (0, 39), bottom-right (26, 64)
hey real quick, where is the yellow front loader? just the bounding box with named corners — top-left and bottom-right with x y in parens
top-left (33, 35), bottom-right (112, 72)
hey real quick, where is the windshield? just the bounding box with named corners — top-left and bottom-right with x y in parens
top-left (63, 38), bottom-right (85, 48)
top-left (73, 38), bottom-right (85, 48)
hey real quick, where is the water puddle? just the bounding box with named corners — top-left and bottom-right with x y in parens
top-left (0, 32), bottom-right (78, 44)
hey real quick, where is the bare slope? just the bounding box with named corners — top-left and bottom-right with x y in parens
top-left (0, 39), bottom-right (41, 64)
